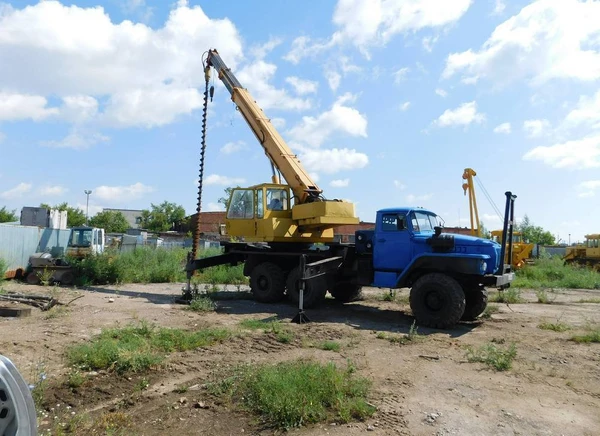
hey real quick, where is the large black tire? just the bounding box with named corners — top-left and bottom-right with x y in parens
top-left (329, 280), bottom-right (363, 303)
top-left (461, 287), bottom-right (488, 321)
top-left (26, 271), bottom-right (40, 285)
top-left (249, 262), bottom-right (286, 303)
top-left (59, 271), bottom-right (75, 286)
top-left (286, 266), bottom-right (327, 308)
top-left (409, 273), bottom-right (465, 329)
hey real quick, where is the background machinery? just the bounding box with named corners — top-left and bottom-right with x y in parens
top-left (462, 167), bottom-right (533, 269)
top-left (185, 49), bottom-right (515, 329)
top-left (564, 234), bottom-right (600, 271)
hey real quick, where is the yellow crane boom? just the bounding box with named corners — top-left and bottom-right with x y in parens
top-left (204, 49), bottom-right (358, 243)
top-left (462, 168), bottom-right (480, 237)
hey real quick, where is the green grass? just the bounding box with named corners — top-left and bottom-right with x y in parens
top-left (186, 296), bottom-right (216, 313)
top-left (570, 328), bottom-right (600, 343)
top-left (489, 288), bottom-right (524, 304)
top-left (375, 321), bottom-right (422, 345)
top-left (481, 304), bottom-right (500, 319)
top-left (466, 342), bottom-right (517, 371)
top-left (538, 321), bottom-right (571, 332)
top-left (67, 370), bottom-right (85, 389)
top-left (0, 257), bottom-right (7, 281)
top-left (317, 341), bottom-right (341, 352)
top-left (239, 317), bottom-right (282, 331)
top-left (238, 317), bottom-right (294, 343)
top-left (66, 321), bottom-right (231, 373)
top-left (577, 298), bottom-right (600, 303)
top-left (513, 257), bottom-right (600, 289)
top-left (211, 359), bottom-right (375, 429)
top-left (68, 247), bottom-right (247, 286)
top-left (535, 289), bottom-right (555, 304)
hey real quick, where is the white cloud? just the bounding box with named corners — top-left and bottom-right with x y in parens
top-left (393, 67), bottom-right (410, 83)
top-left (522, 134), bottom-right (600, 168)
top-left (300, 148), bottom-right (368, 174)
top-left (0, 92), bottom-right (59, 121)
top-left (60, 95), bottom-right (98, 123)
top-left (563, 90), bottom-right (600, 130)
top-left (443, 0), bottom-right (600, 85)
top-left (0, 1), bottom-right (243, 126)
top-left (102, 85), bottom-right (203, 128)
top-left (287, 93), bottom-right (368, 148)
top-left (493, 122), bottom-right (511, 134)
top-left (271, 117), bottom-right (286, 129)
top-left (330, 178), bottom-right (350, 188)
top-left (325, 70), bottom-right (342, 91)
top-left (204, 174), bottom-right (246, 186)
top-left (220, 141), bottom-right (245, 154)
top-left (481, 213), bottom-right (502, 224)
top-left (492, 0), bottom-right (506, 15)
top-left (41, 129), bottom-right (109, 150)
top-left (399, 101), bottom-right (411, 111)
top-left (250, 36), bottom-right (283, 60)
top-left (435, 88), bottom-right (448, 98)
top-left (577, 180), bottom-right (600, 197)
top-left (237, 61), bottom-right (312, 111)
top-left (394, 180), bottom-right (406, 190)
top-left (422, 35), bottom-right (439, 52)
top-left (39, 185), bottom-right (68, 196)
top-left (284, 0), bottom-right (472, 62)
top-left (205, 202), bottom-right (225, 212)
top-left (406, 193), bottom-right (432, 203)
top-left (0, 182), bottom-right (32, 200)
top-left (332, 0), bottom-right (472, 56)
top-left (523, 119), bottom-right (551, 138)
top-left (433, 101), bottom-right (485, 128)
top-left (93, 183), bottom-right (154, 201)
top-left (285, 76), bottom-right (318, 95)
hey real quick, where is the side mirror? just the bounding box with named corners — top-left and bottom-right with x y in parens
top-left (0, 355), bottom-right (38, 436)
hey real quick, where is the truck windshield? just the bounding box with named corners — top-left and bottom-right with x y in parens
top-left (410, 212), bottom-right (440, 233)
top-left (69, 229), bottom-right (92, 247)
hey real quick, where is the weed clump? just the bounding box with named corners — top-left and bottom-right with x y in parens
top-left (489, 288), bottom-right (523, 304)
top-left (211, 359), bottom-right (375, 429)
top-left (538, 321), bottom-right (570, 332)
top-left (466, 342), bottom-right (517, 371)
top-left (67, 321), bottom-right (231, 373)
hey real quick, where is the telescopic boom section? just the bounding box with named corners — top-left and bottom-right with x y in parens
top-left (462, 168), bottom-right (480, 237)
top-left (206, 49), bottom-right (321, 204)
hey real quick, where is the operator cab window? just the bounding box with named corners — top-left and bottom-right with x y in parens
top-left (381, 213), bottom-right (407, 231)
top-left (266, 188), bottom-right (288, 211)
top-left (256, 189), bottom-right (264, 219)
top-left (227, 189), bottom-right (254, 219)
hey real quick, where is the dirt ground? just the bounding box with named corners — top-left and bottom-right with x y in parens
top-left (1, 281), bottom-right (599, 436)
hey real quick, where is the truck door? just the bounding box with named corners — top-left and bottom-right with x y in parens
top-left (373, 213), bottom-right (411, 272)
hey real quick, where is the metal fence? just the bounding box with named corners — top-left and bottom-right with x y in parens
top-left (0, 224), bottom-right (70, 277)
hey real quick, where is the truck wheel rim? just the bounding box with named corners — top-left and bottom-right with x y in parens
top-left (425, 291), bottom-right (444, 311)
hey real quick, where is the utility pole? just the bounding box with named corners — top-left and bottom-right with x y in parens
top-left (84, 190), bottom-right (92, 225)
top-left (569, 233), bottom-right (571, 246)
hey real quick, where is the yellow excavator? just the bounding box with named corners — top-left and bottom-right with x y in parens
top-left (462, 168), bottom-right (533, 269)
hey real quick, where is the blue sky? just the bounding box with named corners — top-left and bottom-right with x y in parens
top-left (1, 0), bottom-right (599, 244)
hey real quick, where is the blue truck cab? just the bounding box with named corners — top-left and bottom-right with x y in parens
top-left (351, 207), bottom-right (514, 328)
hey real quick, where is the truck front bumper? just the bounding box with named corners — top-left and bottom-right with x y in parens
top-left (482, 272), bottom-right (514, 288)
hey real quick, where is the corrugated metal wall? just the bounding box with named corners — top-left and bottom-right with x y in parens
top-left (38, 228), bottom-right (71, 257)
top-left (0, 224), bottom-right (41, 277)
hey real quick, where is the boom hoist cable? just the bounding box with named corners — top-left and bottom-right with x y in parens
top-left (185, 54), bottom-right (214, 296)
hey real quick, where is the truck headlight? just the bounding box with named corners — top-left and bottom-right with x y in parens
top-left (480, 261), bottom-right (487, 274)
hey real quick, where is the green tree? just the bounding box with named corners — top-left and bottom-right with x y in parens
top-left (40, 202), bottom-right (86, 227)
top-left (0, 206), bottom-right (18, 223)
top-left (517, 214), bottom-right (555, 245)
top-left (217, 187), bottom-right (238, 210)
top-left (140, 201), bottom-right (186, 232)
top-left (89, 210), bottom-right (130, 233)
top-left (478, 221), bottom-right (491, 239)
